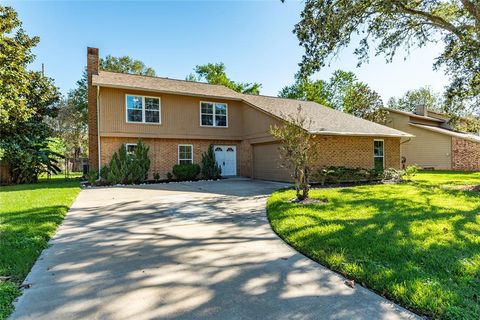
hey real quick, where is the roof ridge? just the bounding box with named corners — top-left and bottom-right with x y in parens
top-left (98, 70), bottom-right (240, 93)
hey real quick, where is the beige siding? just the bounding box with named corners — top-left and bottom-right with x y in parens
top-left (98, 88), bottom-right (283, 143)
top-left (253, 143), bottom-right (291, 182)
top-left (242, 102), bottom-right (283, 142)
top-left (386, 112), bottom-right (452, 169)
top-left (99, 87), bottom-right (244, 139)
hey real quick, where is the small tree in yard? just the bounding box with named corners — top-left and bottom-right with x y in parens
top-left (270, 106), bottom-right (318, 201)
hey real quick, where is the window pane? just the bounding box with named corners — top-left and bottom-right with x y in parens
top-left (201, 102), bottom-right (213, 114)
top-left (201, 114), bottom-right (214, 126)
top-left (127, 109), bottom-right (143, 122)
top-left (215, 103), bottom-right (227, 115)
top-left (374, 157), bottom-right (384, 170)
top-left (127, 95), bottom-right (143, 110)
top-left (145, 110), bottom-right (159, 123)
top-left (179, 159), bottom-right (192, 165)
top-left (179, 145), bottom-right (192, 164)
top-left (126, 144), bottom-right (137, 155)
top-left (374, 141), bottom-right (384, 157)
top-left (145, 97), bottom-right (159, 111)
top-left (215, 115), bottom-right (227, 127)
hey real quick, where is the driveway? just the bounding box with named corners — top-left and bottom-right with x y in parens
top-left (11, 179), bottom-right (418, 320)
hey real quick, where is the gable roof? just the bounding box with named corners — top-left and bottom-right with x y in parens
top-left (93, 71), bottom-right (244, 101)
top-left (93, 71), bottom-right (412, 138)
top-left (410, 123), bottom-right (480, 143)
top-left (242, 94), bottom-right (412, 137)
top-left (385, 108), bottom-right (445, 123)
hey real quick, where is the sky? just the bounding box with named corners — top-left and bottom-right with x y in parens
top-left (6, 0), bottom-right (449, 101)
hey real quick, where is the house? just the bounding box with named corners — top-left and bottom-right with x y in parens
top-left (385, 106), bottom-right (480, 170)
top-left (87, 47), bottom-right (412, 182)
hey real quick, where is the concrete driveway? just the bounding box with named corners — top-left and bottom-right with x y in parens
top-left (11, 179), bottom-right (418, 320)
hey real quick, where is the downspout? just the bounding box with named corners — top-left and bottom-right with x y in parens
top-left (97, 86), bottom-right (101, 176)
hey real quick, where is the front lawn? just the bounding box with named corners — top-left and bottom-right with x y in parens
top-left (267, 171), bottom-right (480, 319)
top-left (0, 175), bottom-right (81, 319)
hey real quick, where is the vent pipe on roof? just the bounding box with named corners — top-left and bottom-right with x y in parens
top-left (415, 104), bottom-right (428, 117)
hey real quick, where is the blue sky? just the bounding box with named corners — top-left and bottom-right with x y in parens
top-left (7, 1), bottom-right (448, 101)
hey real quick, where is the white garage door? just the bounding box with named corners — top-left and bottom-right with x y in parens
top-left (253, 143), bottom-right (291, 182)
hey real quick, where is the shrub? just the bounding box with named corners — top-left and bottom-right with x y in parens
top-left (166, 172), bottom-right (173, 180)
top-left (201, 144), bottom-right (221, 179)
top-left (86, 170), bottom-right (97, 185)
top-left (154, 172), bottom-right (160, 181)
top-left (382, 168), bottom-right (404, 182)
top-left (104, 140), bottom-right (151, 185)
top-left (172, 163), bottom-right (200, 180)
top-left (312, 166), bottom-right (403, 185)
top-left (313, 166), bottom-right (376, 185)
top-left (1, 139), bottom-right (63, 184)
top-left (99, 165), bottom-right (109, 182)
top-left (404, 165), bottom-right (420, 179)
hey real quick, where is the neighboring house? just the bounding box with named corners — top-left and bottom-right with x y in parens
top-left (87, 47), bottom-right (411, 182)
top-left (385, 106), bottom-right (480, 170)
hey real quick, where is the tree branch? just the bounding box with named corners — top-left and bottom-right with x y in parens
top-left (461, 0), bottom-right (480, 26)
top-left (392, 0), bottom-right (464, 40)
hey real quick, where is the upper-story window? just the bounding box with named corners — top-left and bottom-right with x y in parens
top-left (126, 95), bottom-right (161, 124)
top-left (200, 102), bottom-right (227, 127)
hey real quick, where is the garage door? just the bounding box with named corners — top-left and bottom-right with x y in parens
top-left (253, 143), bottom-right (291, 182)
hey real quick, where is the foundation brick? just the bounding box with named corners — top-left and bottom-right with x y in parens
top-left (452, 137), bottom-right (480, 171)
top-left (100, 137), bottom-right (251, 179)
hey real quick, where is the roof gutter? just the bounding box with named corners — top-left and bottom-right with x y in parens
top-left (309, 130), bottom-right (414, 138)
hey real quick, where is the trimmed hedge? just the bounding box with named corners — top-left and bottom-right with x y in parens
top-left (172, 163), bottom-right (201, 180)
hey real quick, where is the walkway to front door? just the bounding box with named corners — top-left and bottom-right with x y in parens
top-left (214, 145), bottom-right (236, 176)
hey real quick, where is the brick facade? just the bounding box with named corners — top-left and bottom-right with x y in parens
top-left (87, 47), bottom-right (99, 170)
top-left (451, 137), bottom-right (480, 171)
top-left (100, 137), bottom-right (252, 179)
top-left (100, 136), bottom-right (401, 181)
top-left (314, 136), bottom-right (401, 169)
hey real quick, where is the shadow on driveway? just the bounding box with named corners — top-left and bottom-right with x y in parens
top-left (11, 179), bottom-right (418, 320)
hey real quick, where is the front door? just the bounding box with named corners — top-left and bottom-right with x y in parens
top-left (214, 145), bottom-right (237, 176)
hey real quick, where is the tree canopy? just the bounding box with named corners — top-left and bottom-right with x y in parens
top-left (293, 0), bottom-right (480, 112)
top-left (0, 6), bottom-right (62, 183)
top-left (279, 70), bottom-right (386, 123)
top-left (387, 87), bottom-right (443, 113)
top-left (69, 55), bottom-right (157, 134)
top-left (187, 63), bottom-right (262, 95)
top-left (0, 6), bottom-right (41, 128)
top-left (101, 55), bottom-right (156, 76)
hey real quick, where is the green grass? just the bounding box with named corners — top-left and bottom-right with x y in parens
top-left (0, 174), bottom-right (81, 319)
top-left (267, 171), bottom-right (480, 319)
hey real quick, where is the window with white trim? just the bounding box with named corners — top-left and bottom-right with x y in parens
top-left (200, 102), bottom-right (227, 127)
top-left (125, 143), bottom-right (137, 156)
top-left (178, 145), bottom-right (193, 165)
top-left (374, 140), bottom-right (384, 170)
top-left (126, 95), bottom-right (161, 123)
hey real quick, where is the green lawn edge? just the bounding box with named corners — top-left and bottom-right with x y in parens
top-left (0, 175), bottom-right (81, 320)
top-left (266, 171), bottom-right (480, 320)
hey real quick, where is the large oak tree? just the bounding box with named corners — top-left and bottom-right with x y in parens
top-left (293, 0), bottom-right (480, 114)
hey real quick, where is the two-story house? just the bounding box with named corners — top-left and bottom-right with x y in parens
top-left (385, 106), bottom-right (480, 170)
top-left (87, 48), bottom-right (411, 182)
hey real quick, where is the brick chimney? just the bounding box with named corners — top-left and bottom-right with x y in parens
top-left (415, 104), bottom-right (428, 117)
top-left (87, 47), bottom-right (99, 170)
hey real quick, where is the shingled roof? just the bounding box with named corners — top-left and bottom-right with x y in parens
top-left (93, 71), bottom-right (244, 100)
top-left (93, 71), bottom-right (412, 138)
